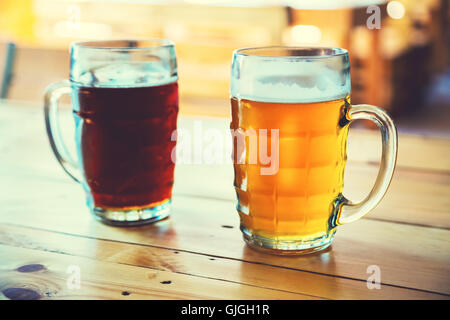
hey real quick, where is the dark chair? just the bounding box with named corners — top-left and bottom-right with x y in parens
top-left (0, 42), bottom-right (16, 99)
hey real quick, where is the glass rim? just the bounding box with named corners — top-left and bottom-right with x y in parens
top-left (234, 46), bottom-right (348, 60)
top-left (71, 38), bottom-right (175, 51)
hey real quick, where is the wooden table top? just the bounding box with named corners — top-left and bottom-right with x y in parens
top-left (0, 100), bottom-right (449, 300)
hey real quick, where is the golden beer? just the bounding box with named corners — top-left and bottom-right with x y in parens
top-left (231, 97), bottom-right (349, 246)
top-left (230, 46), bottom-right (397, 254)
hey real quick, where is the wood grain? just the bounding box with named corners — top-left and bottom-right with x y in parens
top-left (174, 162), bottom-right (450, 229)
top-left (1, 101), bottom-right (449, 299)
top-left (1, 156), bottom-right (449, 229)
top-left (0, 174), bottom-right (449, 295)
top-left (0, 104), bottom-right (449, 229)
top-left (0, 224), bottom-right (446, 300)
top-left (0, 244), bottom-right (317, 300)
top-left (1, 102), bottom-right (450, 172)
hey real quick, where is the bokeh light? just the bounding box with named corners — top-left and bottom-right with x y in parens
top-left (387, 1), bottom-right (406, 19)
top-left (290, 25), bottom-right (322, 44)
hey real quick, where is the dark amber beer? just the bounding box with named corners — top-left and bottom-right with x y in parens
top-left (45, 39), bottom-right (178, 226)
top-left (74, 82), bottom-right (178, 209)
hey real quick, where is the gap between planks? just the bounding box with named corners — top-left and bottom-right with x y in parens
top-left (0, 222), bottom-right (448, 300)
top-left (0, 189), bottom-right (449, 295)
top-left (0, 243), bottom-right (318, 300)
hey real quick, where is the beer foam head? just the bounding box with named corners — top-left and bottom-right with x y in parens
top-left (70, 39), bottom-right (177, 88)
top-left (230, 47), bottom-right (351, 103)
top-left (76, 62), bottom-right (176, 88)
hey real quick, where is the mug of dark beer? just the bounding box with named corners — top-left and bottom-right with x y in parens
top-left (44, 39), bottom-right (178, 226)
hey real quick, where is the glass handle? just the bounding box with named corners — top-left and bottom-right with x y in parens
top-left (44, 80), bottom-right (81, 183)
top-left (336, 104), bottom-right (398, 225)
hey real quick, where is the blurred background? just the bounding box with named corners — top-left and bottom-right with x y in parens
top-left (0, 0), bottom-right (449, 134)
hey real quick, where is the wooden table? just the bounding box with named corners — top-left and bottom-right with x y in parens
top-left (0, 100), bottom-right (449, 300)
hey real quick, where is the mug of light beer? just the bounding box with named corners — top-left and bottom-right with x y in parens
top-left (230, 47), bottom-right (397, 254)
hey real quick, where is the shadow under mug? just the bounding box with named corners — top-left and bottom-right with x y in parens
top-left (230, 47), bottom-right (398, 254)
top-left (44, 39), bottom-right (178, 226)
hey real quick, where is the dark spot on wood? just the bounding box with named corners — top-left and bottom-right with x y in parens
top-left (2, 288), bottom-right (41, 300)
top-left (222, 225), bottom-right (234, 229)
top-left (160, 280), bottom-right (172, 284)
top-left (17, 264), bottom-right (45, 273)
top-left (122, 291), bottom-right (130, 296)
top-left (209, 258), bottom-right (216, 261)
top-left (174, 251), bottom-right (179, 254)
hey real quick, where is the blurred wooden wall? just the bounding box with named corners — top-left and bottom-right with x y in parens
top-left (8, 1), bottom-right (288, 101)
top-left (2, 0), bottom-right (448, 120)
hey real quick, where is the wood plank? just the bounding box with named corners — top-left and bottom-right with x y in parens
top-left (0, 244), bottom-right (315, 300)
top-left (0, 104), bottom-right (449, 228)
top-left (1, 157), bottom-right (449, 229)
top-left (0, 224), bottom-right (445, 300)
top-left (0, 176), bottom-right (448, 295)
top-left (347, 128), bottom-right (450, 173)
top-left (173, 161), bottom-right (450, 229)
top-left (1, 102), bottom-right (449, 296)
top-left (1, 102), bottom-right (450, 173)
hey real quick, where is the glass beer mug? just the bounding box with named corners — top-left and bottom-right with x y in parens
top-left (230, 47), bottom-right (398, 254)
top-left (44, 39), bottom-right (178, 226)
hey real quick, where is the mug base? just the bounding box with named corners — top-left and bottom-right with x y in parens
top-left (242, 227), bottom-right (335, 255)
top-left (91, 199), bottom-right (171, 227)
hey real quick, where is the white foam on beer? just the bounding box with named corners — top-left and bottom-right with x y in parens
top-left (77, 62), bottom-right (176, 88)
top-left (230, 58), bottom-right (350, 103)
